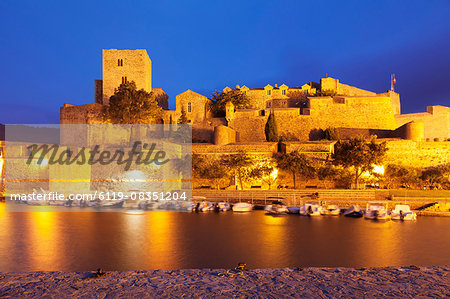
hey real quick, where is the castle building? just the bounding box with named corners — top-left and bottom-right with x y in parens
top-left (60, 49), bottom-right (450, 144)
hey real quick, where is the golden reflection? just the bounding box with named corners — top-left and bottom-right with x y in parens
top-left (259, 215), bottom-right (289, 259)
top-left (350, 220), bottom-right (400, 267)
top-left (29, 212), bottom-right (59, 270)
top-left (123, 212), bottom-right (179, 269)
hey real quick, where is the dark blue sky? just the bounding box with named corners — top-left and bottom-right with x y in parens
top-left (1, 0), bottom-right (449, 123)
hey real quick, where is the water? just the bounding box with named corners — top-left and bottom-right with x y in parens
top-left (0, 204), bottom-right (449, 272)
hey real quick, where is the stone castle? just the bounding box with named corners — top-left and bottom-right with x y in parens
top-left (61, 49), bottom-right (449, 145)
top-left (60, 49), bottom-right (450, 176)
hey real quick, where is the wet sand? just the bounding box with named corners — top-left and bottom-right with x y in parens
top-left (0, 266), bottom-right (448, 298)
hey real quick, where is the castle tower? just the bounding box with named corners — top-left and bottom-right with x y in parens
top-left (101, 49), bottom-right (152, 105)
top-left (225, 101), bottom-right (235, 121)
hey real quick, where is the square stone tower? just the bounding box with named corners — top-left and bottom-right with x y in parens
top-left (102, 49), bottom-right (152, 105)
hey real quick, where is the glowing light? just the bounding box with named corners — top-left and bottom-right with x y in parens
top-left (372, 165), bottom-right (385, 175)
top-left (39, 159), bottom-right (48, 167)
top-left (124, 170), bottom-right (146, 182)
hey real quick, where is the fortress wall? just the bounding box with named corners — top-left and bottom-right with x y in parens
top-left (192, 118), bottom-right (227, 143)
top-left (384, 140), bottom-right (450, 168)
top-left (320, 77), bottom-right (376, 96)
top-left (60, 103), bottom-right (104, 125)
top-left (229, 96), bottom-right (397, 142)
top-left (337, 83), bottom-right (376, 96)
top-left (192, 142), bottom-right (278, 158)
top-left (395, 106), bottom-right (450, 141)
top-left (281, 141), bottom-right (335, 154)
top-left (309, 96), bottom-right (397, 130)
top-left (193, 139), bottom-right (450, 169)
top-left (102, 49), bottom-right (152, 105)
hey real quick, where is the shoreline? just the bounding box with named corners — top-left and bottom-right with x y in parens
top-left (0, 266), bottom-right (448, 297)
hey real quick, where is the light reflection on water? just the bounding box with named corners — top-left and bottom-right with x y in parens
top-left (0, 203), bottom-right (449, 272)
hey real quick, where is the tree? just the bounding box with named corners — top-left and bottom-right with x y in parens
top-left (221, 151), bottom-right (254, 190)
top-left (193, 154), bottom-right (228, 189)
top-left (317, 164), bottom-right (340, 189)
top-left (421, 167), bottom-right (446, 186)
top-left (384, 164), bottom-right (420, 189)
top-left (323, 127), bottom-right (339, 141)
top-left (103, 81), bottom-right (162, 124)
top-left (178, 106), bottom-right (189, 124)
top-left (275, 151), bottom-right (315, 188)
top-left (265, 109), bottom-right (279, 142)
top-left (210, 89), bottom-right (251, 117)
top-left (248, 158), bottom-right (278, 189)
top-left (332, 137), bottom-right (387, 187)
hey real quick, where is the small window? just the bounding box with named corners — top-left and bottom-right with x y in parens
top-left (118, 59), bottom-right (123, 66)
top-left (267, 90), bottom-right (271, 96)
top-left (266, 102), bottom-right (271, 108)
top-left (122, 76), bottom-right (127, 84)
top-left (187, 102), bottom-right (192, 113)
top-left (282, 89), bottom-right (286, 95)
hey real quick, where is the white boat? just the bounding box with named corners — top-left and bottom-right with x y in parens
top-left (391, 204), bottom-right (417, 220)
top-left (364, 202), bottom-right (390, 220)
top-left (264, 201), bottom-right (288, 214)
top-left (320, 205), bottom-right (341, 216)
top-left (198, 201), bottom-right (214, 212)
top-left (287, 206), bottom-right (300, 214)
top-left (232, 202), bottom-right (253, 212)
top-left (300, 203), bottom-right (323, 216)
top-left (218, 202), bottom-right (231, 211)
top-left (26, 187), bottom-right (50, 206)
top-left (343, 205), bottom-right (363, 218)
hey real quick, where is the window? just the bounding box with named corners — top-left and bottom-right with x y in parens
top-left (266, 102), bottom-right (271, 108)
top-left (122, 76), bottom-right (127, 84)
top-left (281, 89), bottom-right (286, 95)
top-left (118, 59), bottom-right (123, 66)
top-left (187, 102), bottom-right (192, 113)
top-left (267, 90), bottom-right (271, 95)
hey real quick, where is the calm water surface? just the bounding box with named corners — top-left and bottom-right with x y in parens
top-left (0, 203), bottom-right (449, 271)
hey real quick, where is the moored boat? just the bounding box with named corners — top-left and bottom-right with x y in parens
top-left (320, 205), bottom-right (341, 216)
top-left (217, 202), bottom-right (231, 211)
top-left (343, 205), bottom-right (363, 218)
top-left (300, 202), bottom-right (323, 216)
top-left (287, 206), bottom-right (300, 214)
top-left (264, 200), bottom-right (288, 215)
top-left (198, 201), bottom-right (214, 212)
top-left (391, 204), bottom-right (417, 220)
top-left (364, 202), bottom-right (390, 220)
top-left (232, 202), bottom-right (254, 212)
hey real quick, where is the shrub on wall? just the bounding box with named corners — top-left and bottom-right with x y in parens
top-left (265, 109), bottom-right (279, 142)
top-left (324, 127), bottom-right (339, 141)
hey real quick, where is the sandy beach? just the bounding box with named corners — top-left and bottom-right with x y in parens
top-left (0, 266), bottom-right (448, 298)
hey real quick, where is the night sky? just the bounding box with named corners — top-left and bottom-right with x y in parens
top-left (1, 0), bottom-right (449, 124)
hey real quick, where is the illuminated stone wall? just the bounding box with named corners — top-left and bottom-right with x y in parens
top-left (102, 49), bottom-right (152, 105)
top-left (227, 95), bottom-right (397, 142)
top-left (395, 105), bottom-right (450, 141)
